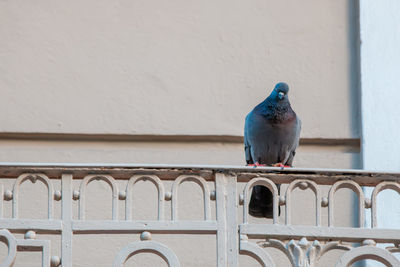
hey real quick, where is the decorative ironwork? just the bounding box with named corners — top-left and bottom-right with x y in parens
top-left (0, 164), bottom-right (398, 266)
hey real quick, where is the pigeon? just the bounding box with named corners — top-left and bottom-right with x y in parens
top-left (244, 82), bottom-right (301, 218)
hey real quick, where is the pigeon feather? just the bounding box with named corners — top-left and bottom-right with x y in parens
top-left (244, 82), bottom-right (301, 218)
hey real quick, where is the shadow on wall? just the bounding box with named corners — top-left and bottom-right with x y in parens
top-left (348, 0), bottom-right (362, 170)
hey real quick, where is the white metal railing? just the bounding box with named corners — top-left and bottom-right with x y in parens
top-left (0, 163), bottom-right (399, 267)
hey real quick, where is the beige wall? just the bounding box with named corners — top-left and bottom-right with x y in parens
top-left (0, 0), bottom-right (360, 167)
top-left (0, 139), bottom-right (359, 168)
top-left (0, 0), bottom-right (360, 266)
top-left (0, 0), bottom-right (359, 139)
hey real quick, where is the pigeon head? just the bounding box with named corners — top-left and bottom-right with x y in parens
top-left (268, 82), bottom-right (290, 103)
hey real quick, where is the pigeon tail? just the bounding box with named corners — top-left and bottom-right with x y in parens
top-left (249, 185), bottom-right (280, 218)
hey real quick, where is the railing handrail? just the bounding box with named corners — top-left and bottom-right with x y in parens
top-left (0, 163), bottom-right (399, 266)
top-left (0, 162), bottom-right (399, 175)
top-left (0, 163), bottom-right (399, 185)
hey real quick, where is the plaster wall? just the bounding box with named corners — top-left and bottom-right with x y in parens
top-left (0, 139), bottom-right (359, 168)
top-left (360, 1), bottom-right (400, 171)
top-left (0, 0), bottom-right (359, 139)
top-left (0, 0), bottom-right (361, 266)
top-left (360, 1), bottom-right (400, 266)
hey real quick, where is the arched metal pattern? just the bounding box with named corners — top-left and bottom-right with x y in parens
top-left (125, 175), bottom-right (165, 221)
top-left (243, 177), bottom-right (279, 224)
top-left (335, 246), bottom-right (400, 267)
top-left (258, 239), bottom-right (351, 267)
top-left (258, 239), bottom-right (295, 266)
top-left (12, 173), bottom-right (55, 219)
top-left (0, 229), bottom-right (17, 267)
top-left (171, 175), bottom-right (211, 221)
top-left (285, 179), bottom-right (321, 226)
top-left (317, 241), bottom-right (351, 257)
top-left (78, 175), bottom-right (119, 220)
top-left (328, 180), bottom-right (365, 227)
top-left (239, 240), bottom-right (276, 267)
top-left (112, 241), bottom-right (180, 267)
top-left (2, 165), bottom-right (400, 267)
top-left (371, 182), bottom-right (400, 228)
top-left (16, 239), bottom-right (51, 267)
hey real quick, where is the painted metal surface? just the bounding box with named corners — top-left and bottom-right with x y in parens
top-left (0, 164), bottom-right (399, 266)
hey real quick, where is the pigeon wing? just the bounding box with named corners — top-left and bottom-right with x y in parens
top-left (284, 117), bottom-right (301, 166)
top-left (244, 114), bottom-right (254, 164)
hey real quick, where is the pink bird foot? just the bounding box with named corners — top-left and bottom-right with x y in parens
top-left (247, 162), bottom-right (267, 167)
top-left (272, 163), bottom-right (292, 168)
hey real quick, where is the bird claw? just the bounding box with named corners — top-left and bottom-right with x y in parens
top-left (272, 163), bottom-right (291, 168)
top-left (247, 163), bottom-right (291, 168)
top-left (247, 162), bottom-right (267, 168)
top-left (272, 163), bottom-right (284, 167)
top-left (255, 162), bottom-right (267, 167)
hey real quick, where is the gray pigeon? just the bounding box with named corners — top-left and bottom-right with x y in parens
top-left (244, 82), bottom-right (301, 218)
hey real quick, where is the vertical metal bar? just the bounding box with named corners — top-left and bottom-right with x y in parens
top-left (285, 187), bottom-right (291, 226)
top-left (225, 173), bottom-right (238, 267)
top-left (42, 240), bottom-right (50, 267)
top-left (216, 172), bottom-right (238, 267)
top-left (216, 172), bottom-right (227, 267)
top-left (61, 173), bottom-right (73, 267)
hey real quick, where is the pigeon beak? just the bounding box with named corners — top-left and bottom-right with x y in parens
top-left (278, 92), bottom-right (285, 100)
